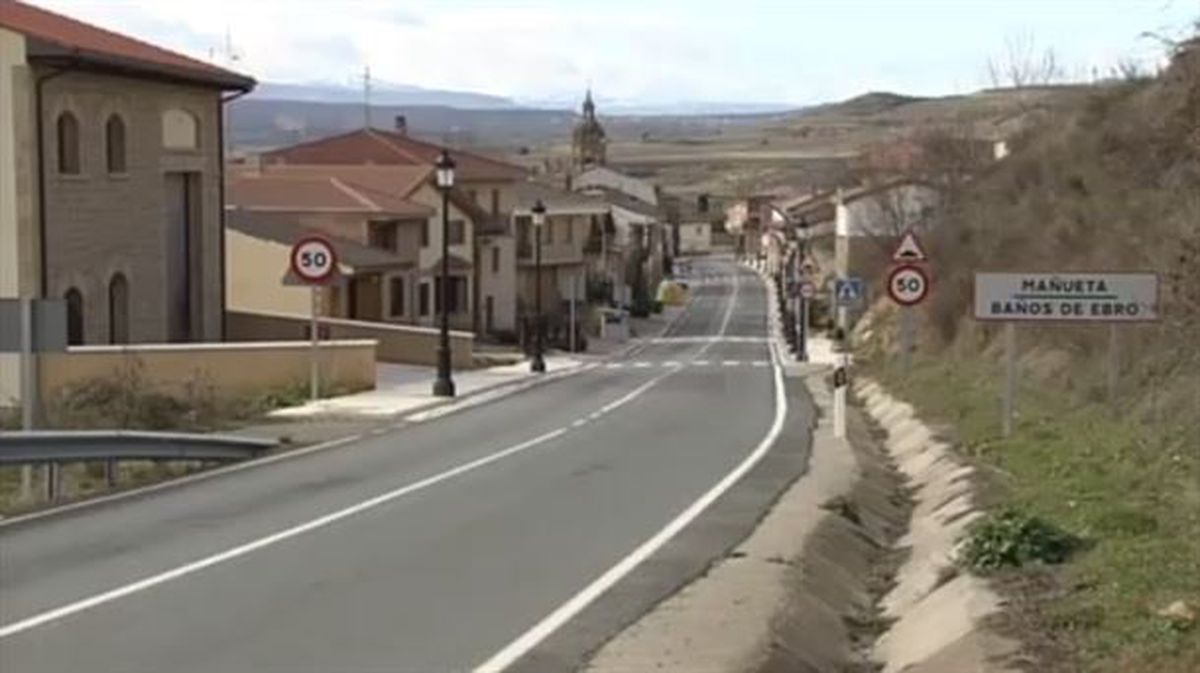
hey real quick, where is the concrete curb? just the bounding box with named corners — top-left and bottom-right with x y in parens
top-left (853, 377), bottom-right (1021, 673)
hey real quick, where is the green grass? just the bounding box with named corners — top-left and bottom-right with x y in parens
top-left (867, 353), bottom-right (1200, 672)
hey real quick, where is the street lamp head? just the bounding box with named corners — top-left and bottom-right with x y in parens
top-left (435, 150), bottom-right (456, 189)
top-left (531, 199), bottom-right (547, 228)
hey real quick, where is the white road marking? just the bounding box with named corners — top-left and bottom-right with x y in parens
top-left (605, 363), bottom-right (626, 370)
top-left (474, 323), bottom-right (787, 673)
top-left (0, 371), bottom-right (677, 640)
top-left (632, 362), bottom-right (652, 369)
top-left (690, 270), bottom-right (740, 361)
top-left (662, 360), bottom-right (681, 367)
top-left (692, 359), bottom-right (711, 366)
top-left (572, 419), bottom-right (587, 428)
top-left (722, 360), bottom-right (741, 366)
top-left (752, 360), bottom-right (769, 367)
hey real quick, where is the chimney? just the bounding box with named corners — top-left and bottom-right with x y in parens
top-left (697, 193), bottom-right (710, 213)
top-left (394, 115), bottom-right (407, 135)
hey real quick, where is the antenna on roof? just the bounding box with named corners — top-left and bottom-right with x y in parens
top-left (362, 65), bottom-right (372, 129)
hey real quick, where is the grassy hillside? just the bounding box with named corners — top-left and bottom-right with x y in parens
top-left (858, 37), bottom-right (1200, 673)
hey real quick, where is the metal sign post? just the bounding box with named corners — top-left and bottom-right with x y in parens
top-left (834, 352), bottom-right (849, 439)
top-left (798, 281), bottom-right (815, 362)
top-left (1002, 322), bottom-right (1017, 438)
top-left (290, 235), bottom-right (338, 403)
top-left (19, 297), bottom-right (34, 502)
top-left (310, 286), bottom-right (320, 401)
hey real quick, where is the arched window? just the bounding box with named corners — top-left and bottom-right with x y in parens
top-left (108, 274), bottom-right (129, 344)
top-left (106, 114), bottom-right (127, 173)
top-left (64, 287), bottom-right (84, 345)
top-left (162, 108), bottom-right (199, 149)
top-left (57, 111), bottom-right (80, 174)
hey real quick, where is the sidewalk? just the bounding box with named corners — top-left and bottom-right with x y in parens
top-left (268, 354), bottom-right (587, 421)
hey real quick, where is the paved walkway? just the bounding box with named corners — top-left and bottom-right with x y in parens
top-left (269, 355), bottom-right (587, 420)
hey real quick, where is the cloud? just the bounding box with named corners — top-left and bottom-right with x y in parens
top-left (26, 0), bottom-right (1200, 105)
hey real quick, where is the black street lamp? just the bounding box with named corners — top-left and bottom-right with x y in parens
top-left (530, 199), bottom-right (547, 373)
top-left (432, 150), bottom-right (457, 397)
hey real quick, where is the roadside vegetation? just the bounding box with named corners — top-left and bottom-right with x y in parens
top-left (859, 32), bottom-right (1200, 673)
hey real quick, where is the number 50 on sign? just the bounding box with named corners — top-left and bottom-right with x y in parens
top-left (888, 264), bottom-right (929, 306)
top-left (290, 236), bottom-right (338, 284)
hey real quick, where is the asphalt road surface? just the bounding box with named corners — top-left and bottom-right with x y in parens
top-left (0, 257), bottom-right (815, 673)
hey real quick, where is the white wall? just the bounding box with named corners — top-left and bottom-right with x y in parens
top-left (841, 185), bottom-right (939, 237)
top-left (481, 237), bottom-right (517, 332)
top-left (678, 222), bottom-right (712, 254)
top-left (575, 166), bottom-right (658, 205)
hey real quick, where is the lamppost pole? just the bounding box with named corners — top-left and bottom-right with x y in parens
top-left (531, 200), bottom-right (547, 373)
top-left (432, 150), bottom-right (456, 397)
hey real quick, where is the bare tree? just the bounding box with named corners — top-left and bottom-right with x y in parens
top-left (987, 32), bottom-right (1065, 88)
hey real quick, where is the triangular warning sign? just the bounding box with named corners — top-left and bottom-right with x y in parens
top-left (892, 231), bottom-right (927, 262)
top-left (838, 285), bottom-right (855, 300)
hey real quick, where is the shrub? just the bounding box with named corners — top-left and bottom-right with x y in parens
top-left (960, 507), bottom-right (1079, 572)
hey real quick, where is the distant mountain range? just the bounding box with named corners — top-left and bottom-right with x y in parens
top-left (250, 80), bottom-right (798, 116)
top-left (232, 80), bottom-right (802, 151)
top-left (249, 81), bottom-right (518, 110)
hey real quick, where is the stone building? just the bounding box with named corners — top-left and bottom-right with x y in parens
top-left (0, 0), bottom-right (254, 404)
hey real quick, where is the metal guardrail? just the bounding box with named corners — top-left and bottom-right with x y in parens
top-left (0, 431), bottom-right (276, 465)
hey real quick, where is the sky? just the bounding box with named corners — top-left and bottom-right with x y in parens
top-left (26, 0), bottom-right (1200, 107)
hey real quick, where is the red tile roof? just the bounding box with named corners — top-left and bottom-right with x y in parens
top-left (0, 0), bottom-right (253, 90)
top-left (227, 165), bottom-right (435, 218)
top-left (262, 128), bottom-right (527, 182)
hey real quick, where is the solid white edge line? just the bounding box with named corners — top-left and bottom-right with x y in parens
top-left (0, 370), bottom-right (677, 640)
top-left (473, 269), bottom-right (783, 673)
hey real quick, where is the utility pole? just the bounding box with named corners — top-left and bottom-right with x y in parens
top-left (362, 65), bottom-right (372, 129)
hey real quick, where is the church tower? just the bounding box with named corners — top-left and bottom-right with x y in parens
top-left (572, 88), bottom-right (607, 168)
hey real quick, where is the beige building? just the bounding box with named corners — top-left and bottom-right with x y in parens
top-left (0, 0), bottom-right (253, 405)
top-left (255, 124), bottom-right (527, 340)
top-left (225, 163), bottom-right (505, 332)
top-left (510, 183), bottom-right (610, 342)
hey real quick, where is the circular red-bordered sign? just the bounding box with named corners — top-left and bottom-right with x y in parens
top-left (887, 264), bottom-right (930, 306)
top-left (800, 281), bottom-right (817, 299)
top-left (290, 235), bottom-right (338, 284)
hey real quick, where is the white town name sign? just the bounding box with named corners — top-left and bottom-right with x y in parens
top-left (974, 272), bottom-right (1159, 322)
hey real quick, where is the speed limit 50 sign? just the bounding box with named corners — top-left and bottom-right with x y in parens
top-left (290, 235), bottom-right (338, 284)
top-left (887, 264), bottom-right (929, 306)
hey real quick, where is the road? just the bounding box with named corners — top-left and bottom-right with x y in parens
top-left (0, 257), bottom-right (814, 673)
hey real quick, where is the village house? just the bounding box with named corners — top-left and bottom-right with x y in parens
top-left (509, 182), bottom-right (610, 344)
top-left (250, 123), bottom-right (527, 337)
top-left (0, 0), bottom-right (262, 405)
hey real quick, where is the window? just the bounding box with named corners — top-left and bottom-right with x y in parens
top-left (491, 246), bottom-right (500, 273)
top-left (57, 112), bottom-right (80, 175)
top-left (369, 221), bottom-right (398, 251)
top-left (564, 215), bottom-right (574, 243)
top-left (106, 114), bottom-right (127, 173)
top-left (64, 287), bottom-right (83, 345)
top-left (421, 220), bottom-right (430, 247)
top-left (468, 189), bottom-right (478, 205)
top-left (490, 189), bottom-right (500, 216)
top-left (162, 109), bottom-right (198, 149)
top-left (448, 219), bottom-right (466, 246)
top-left (434, 276), bottom-right (468, 314)
top-left (545, 216), bottom-right (554, 244)
top-left (389, 277), bottom-right (405, 317)
top-left (418, 282), bottom-right (430, 316)
top-left (108, 273), bottom-right (129, 343)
